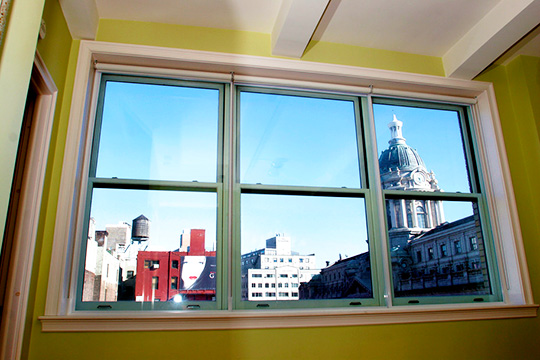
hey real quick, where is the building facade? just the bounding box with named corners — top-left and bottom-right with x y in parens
top-left (135, 229), bottom-right (216, 302)
top-left (241, 234), bottom-right (318, 301)
top-left (301, 115), bottom-right (489, 298)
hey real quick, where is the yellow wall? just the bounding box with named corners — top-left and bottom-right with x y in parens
top-left (3, 8), bottom-right (538, 360)
top-left (0, 0), bottom-right (44, 250)
top-left (477, 57), bottom-right (540, 302)
top-left (97, 19), bottom-right (444, 76)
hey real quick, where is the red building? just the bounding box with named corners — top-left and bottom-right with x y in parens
top-left (135, 229), bottom-right (216, 302)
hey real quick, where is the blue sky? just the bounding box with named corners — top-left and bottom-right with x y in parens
top-left (89, 82), bottom-right (475, 269)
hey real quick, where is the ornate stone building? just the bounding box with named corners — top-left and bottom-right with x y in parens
top-left (300, 115), bottom-right (490, 299)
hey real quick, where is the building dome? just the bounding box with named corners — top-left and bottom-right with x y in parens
top-left (379, 143), bottom-right (426, 173)
top-left (378, 114), bottom-right (426, 174)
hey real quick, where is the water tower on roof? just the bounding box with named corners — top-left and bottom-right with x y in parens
top-left (131, 214), bottom-right (150, 243)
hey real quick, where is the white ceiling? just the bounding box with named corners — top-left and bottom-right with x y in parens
top-left (59, 0), bottom-right (540, 79)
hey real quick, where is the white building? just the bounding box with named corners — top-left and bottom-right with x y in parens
top-left (241, 234), bottom-right (318, 301)
top-left (105, 222), bottom-right (137, 281)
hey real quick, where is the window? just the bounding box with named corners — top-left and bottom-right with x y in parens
top-left (171, 260), bottom-right (178, 269)
top-left (440, 244), bottom-right (448, 257)
top-left (454, 240), bottom-right (462, 254)
top-left (416, 206), bottom-right (427, 228)
top-left (151, 277), bottom-right (159, 290)
top-left (43, 43), bottom-right (533, 332)
top-left (470, 236), bottom-right (478, 251)
top-left (171, 277), bottom-right (178, 290)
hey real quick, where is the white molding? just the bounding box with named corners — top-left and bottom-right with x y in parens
top-left (39, 304), bottom-right (538, 332)
top-left (474, 88), bottom-right (533, 304)
top-left (44, 40), bottom-right (535, 330)
top-left (44, 42), bottom-right (95, 316)
top-left (85, 41), bottom-right (491, 98)
top-left (0, 52), bottom-right (57, 360)
top-left (443, 0), bottom-right (540, 79)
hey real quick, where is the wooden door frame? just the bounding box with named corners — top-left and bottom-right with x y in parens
top-left (0, 52), bottom-right (57, 360)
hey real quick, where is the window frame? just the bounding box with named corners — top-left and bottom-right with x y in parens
top-left (233, 86), bottom-right (380, 310)
top-left (39, 40), bottom-right (536, 332)
top-left (74, 74), bottom-right (228, 312)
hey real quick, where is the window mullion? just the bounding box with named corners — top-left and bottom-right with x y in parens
top-left (363, 95), bottom-right (393, 307)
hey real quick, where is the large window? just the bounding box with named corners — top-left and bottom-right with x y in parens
top-left (76, 74), bottom-right (503, 311)
top-left (41, 42), bottom-right (534, 331)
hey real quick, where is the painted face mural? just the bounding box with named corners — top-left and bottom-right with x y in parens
top-left (181, 256), bottom-right (206, 289)
top-left (180, 256), bottom-right (217, 291)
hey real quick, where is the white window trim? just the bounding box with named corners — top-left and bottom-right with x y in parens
top-left (40, 40), bottom-right (537, 332)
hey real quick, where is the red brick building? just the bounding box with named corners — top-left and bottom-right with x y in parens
top-left (135, 229), bottom-right (216, 302)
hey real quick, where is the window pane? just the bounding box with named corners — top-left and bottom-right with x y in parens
top-left (95, 81), bottom-right (219, 182)
top-left (385, 199), bottom-right (491, 298)
top-left (374, 104), bottom-right (471, 193)
top-left (241, 194), bottom-right (372, 301)
top-left (82, 189), bottom-right (217, 303)
top-left (240, 91), bottom-right (361, 188)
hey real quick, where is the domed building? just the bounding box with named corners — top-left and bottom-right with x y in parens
top-left (378, 115), bottom-right (445, 249)
top-left (377, 115), bottom-right (488, 297)
top-left (301, 115), bottom-right (489, 299)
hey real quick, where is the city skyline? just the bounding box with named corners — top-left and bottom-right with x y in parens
top-left (89, 81), bottom-right (475, 270)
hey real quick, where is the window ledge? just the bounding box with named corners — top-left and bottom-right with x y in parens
top-left (39, 304), bottom-right (538, 332)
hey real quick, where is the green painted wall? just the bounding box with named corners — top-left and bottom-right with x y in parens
top-left (477, 56), bottom-right (540, 303)
top-left (2, 10), bottom-right (537, 360)
top-left (96, 19), bottom-right (444, 76)
top-left (0, 0), bottom-right (44, 251)
top-left (22, 0), bottom-right (75, 358)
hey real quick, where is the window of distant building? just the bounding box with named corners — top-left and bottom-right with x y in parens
top-left (151, 277), bottom-right (159, 290)
top-left (470, 236), bottom-right (478, 251)
top-left (440, 244), bottom-right (448, 257)
top-left (416, 206), bottom-right (427, 228)
top-left (454, 240), bottom-right (462, 254)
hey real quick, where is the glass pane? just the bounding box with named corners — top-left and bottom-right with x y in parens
top-left (374, 104), bottom-right (471, 193)
top-left (82, 189), bottom-right (217, 303)
top-left (240, 91), bottom-right (361, 188)
top-left (385, 199), bottom-right (491, 297)
top-left (241, 194), bottom-right (372, 301)
top-left (95, 80), bottom-right (219, 182)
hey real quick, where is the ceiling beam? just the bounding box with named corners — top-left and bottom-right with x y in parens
top-left (272, 0), bottom-right (330, 58)
top-left (59, 0), bottom-right (99, 40)
top-left (443, 0), bottom-right (540, 80)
